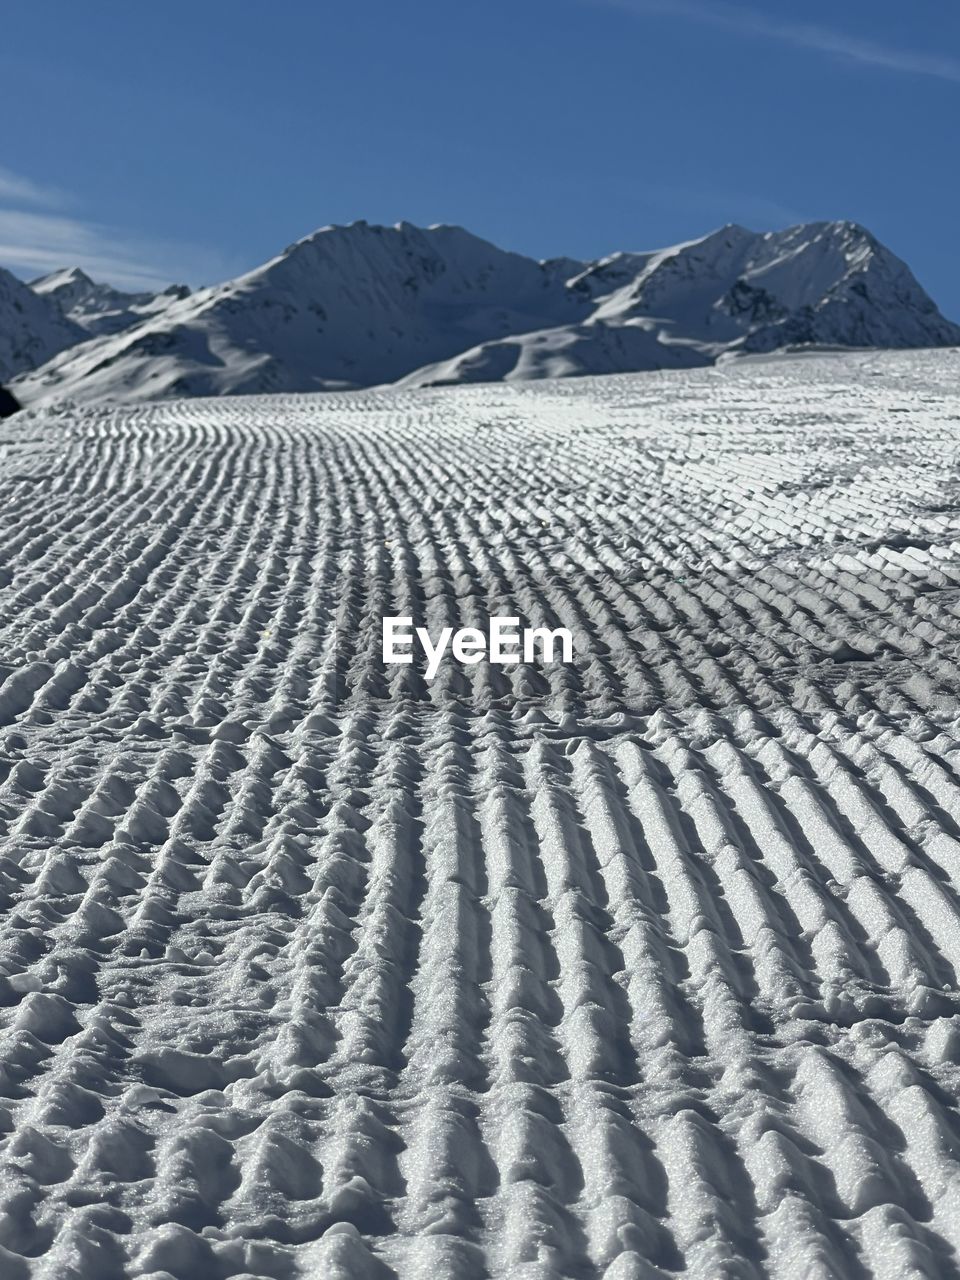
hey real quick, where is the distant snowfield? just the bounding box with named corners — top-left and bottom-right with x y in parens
top-left (2, 350), bottom-right (960, 1278)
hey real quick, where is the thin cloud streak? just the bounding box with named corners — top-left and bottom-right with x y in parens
top-left (0, 165), bottom-right (66, 209)
top-left (0, 166), bottom-right (231, 290)
top-left (598, 0), bottom-right (960, 84)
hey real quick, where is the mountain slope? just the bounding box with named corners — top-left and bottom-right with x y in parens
top-left (0, 265), bottom-right (85, 381)
top-left (32, 267), bottom-right (191, 338)
top-left (397, 319), bottom-right (711, 386)
top-left (12, 219), bottom-right (960, 404)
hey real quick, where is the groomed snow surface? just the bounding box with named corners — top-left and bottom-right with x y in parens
top-left (2, 348), bottom-right (960, 1279)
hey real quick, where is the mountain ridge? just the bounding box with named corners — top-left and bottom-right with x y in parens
top-left (9, 218), bottom-right (960, 404)
top-left (31, 267), bottom-right (192, 339)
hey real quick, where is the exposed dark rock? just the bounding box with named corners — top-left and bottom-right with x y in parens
top-left (0, 385), bottom-right (21, 418)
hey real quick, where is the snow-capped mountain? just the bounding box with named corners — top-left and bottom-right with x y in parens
top-left (401, 221), bottom-right (960, 387)
top-left (31, 267), bottom-right (191, 337)
top-left (0, 265), bottom-right (85, 381)
top-left (11, 219), bottom-right (960, 404)
top-left (573, 221), bottom-right (960, 354)
top-left (16, 222), bottom-right (584, 403)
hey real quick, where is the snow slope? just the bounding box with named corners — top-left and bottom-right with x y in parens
top-left (394, 319), bottom-right (709, 386)
top-left (13, 220), bottom-right (960, 404)
top-left (32, 267), bottom-right (192, 338)
top-left (0, 266), bottom-right (85, 381)
top-left (3, 349), bottom-right (960, 1277)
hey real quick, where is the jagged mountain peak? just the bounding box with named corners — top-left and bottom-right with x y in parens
top-left (0, 265), bottom-right (85, 381)
top-left (30, 267), bottom-right (195, 340)
top-left (32, 265), bottom-right (96, 289)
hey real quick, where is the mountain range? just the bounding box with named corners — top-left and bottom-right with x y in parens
top-left (31, 267), bottom-right (192, 338)
top-left (5, 219), bottom-right (959, 404)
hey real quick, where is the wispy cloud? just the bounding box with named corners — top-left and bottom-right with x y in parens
top-left (0, 165), bottom-right (232, 290)
top-left (596, 0), bottom-right (960, 84)
top-left (0, 165), bottom-right (66, 209)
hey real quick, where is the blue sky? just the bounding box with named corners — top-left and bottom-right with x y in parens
top-left (3, 1), bottom-right (958, 316)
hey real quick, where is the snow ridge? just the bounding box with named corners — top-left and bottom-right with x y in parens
top-left (11, 219), bottom-right (960, 405)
